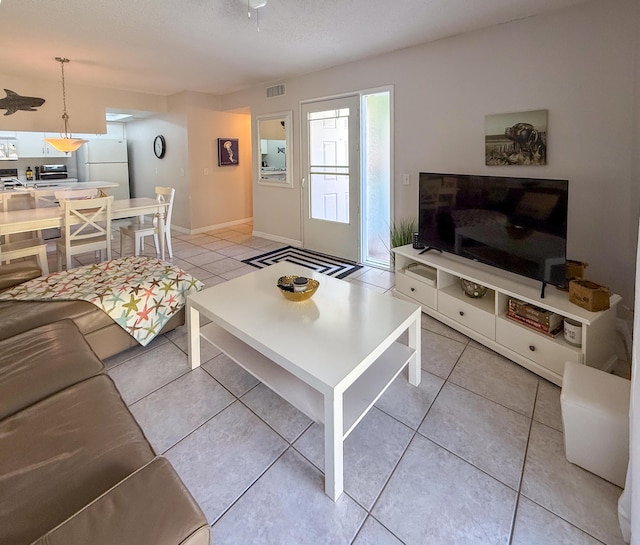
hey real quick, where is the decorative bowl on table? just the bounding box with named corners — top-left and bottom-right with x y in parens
top-left (460, 278), bottom-right (488, 298)
top-left (277, 275), bottom-right (320, 302)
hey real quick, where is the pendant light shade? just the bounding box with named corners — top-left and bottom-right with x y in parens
top-left (44, 57), bottom-right (87, 153)
top-left (43, 137), bottom-right (88, 153)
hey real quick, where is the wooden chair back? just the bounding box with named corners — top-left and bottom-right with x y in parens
top-left (62, 195), bottom-right (113, 244)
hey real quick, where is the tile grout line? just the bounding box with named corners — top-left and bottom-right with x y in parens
top-left (515, 417), bottom-right (613, 544)
top-left (352, 371), bottom-right (450, 545)
top-left (507, 380), bottom-right (539, 544)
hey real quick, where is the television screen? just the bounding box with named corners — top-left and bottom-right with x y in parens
top-left (418, 173), bottom-right (568, 286)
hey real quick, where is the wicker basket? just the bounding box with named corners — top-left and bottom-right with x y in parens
top-left (566, 260), bottom-right (588, 281)
top-left (569, 279), bottom-right (610, 312)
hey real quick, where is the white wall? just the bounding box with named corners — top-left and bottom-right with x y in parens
top-left (126, 94), bottom-right (190, 228)
top-left (126, 91), bottom-right (252, 231)
top-left (220, 0), bottom-right (640, 305)
top-left (186, 93), bottom-right (253, 231)
top-left (0, 76), bottom-right (166, 134)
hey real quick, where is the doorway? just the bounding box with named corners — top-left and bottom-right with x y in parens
top-left (301, 95), bottom-right (360, 262)
top-left (301, 90), bottom-right (392, 267)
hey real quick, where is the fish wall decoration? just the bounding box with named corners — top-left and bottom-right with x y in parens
top-left (0, 89), bottom-right (45, 116)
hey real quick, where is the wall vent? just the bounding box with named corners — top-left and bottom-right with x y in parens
top-left (266, 84), bottom-right (286, 98)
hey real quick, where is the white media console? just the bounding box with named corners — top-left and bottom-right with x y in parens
top-left (392, 244), bottom-right (621, 385)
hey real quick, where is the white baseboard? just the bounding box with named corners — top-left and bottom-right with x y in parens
top-left (170, 225), bottom-right (190, 235)
top-left (252, 231), bottom-right (301, 247)
top-left (172, 217), bottom-right (254, 235)
top-left (171, 222), bottom-right (300, 248)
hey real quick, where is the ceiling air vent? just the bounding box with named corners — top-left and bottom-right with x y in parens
top-left (266, 84), bottom-right (286, 99)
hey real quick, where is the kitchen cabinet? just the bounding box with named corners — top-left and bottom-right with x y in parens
top-left (17, 132), bottom-right (46, 158)
top-left (9, 123), bottom-right (126, 158)
top-left (16, 132), bottom-right (68, 158)
top-left (0, 132), bottom-right (18, 161)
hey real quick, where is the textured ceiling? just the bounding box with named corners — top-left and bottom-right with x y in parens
top-left (0, 0), bottom-right (590, 96)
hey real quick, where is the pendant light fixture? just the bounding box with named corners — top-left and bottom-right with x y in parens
top-left (44, 57), bottom-right (88, 153)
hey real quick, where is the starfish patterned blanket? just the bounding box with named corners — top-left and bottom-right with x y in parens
top-left (0, 256), bottom-right (204, 346)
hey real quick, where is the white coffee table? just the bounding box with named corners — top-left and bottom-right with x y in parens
top-left (187, 261), bottom-right (422, 500)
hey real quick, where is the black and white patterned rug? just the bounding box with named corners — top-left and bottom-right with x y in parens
top-left (242, 246), bottom-right (363, 279)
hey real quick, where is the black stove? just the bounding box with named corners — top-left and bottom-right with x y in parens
top-left (0, 167), bottom-right (19, 188)
top-left (0, 167), bottom-right (18, 180)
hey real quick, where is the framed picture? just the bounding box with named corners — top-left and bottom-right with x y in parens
top-left (485, 109), bottom-right (547, 166)
top-left (217, 138), bottom-right (239, 166)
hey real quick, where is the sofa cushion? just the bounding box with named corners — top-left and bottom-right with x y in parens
top-left (0, 375), bottom-right (155, 545)
top-left (32, 457), bottom-right (210, 545)
top-left (0, 299), bottom-right (185, 360)
top-left (0, 320), bottom-right (105, 420)
top-left (0, 299), bottom-right (113, 342)
top-left (0, 262), bottom-right (42, 292)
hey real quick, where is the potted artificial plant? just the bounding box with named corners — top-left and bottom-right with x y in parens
top-left (388, 217), bottom-right (418, 265)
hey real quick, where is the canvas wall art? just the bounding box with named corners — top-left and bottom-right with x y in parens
top-left (218, 138), bottom-right (239, 166)
top-left (485, 110), bottom-right (547, 166)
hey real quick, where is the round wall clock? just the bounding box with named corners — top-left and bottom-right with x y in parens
top-left (153, 135), bottom-right (166, 158)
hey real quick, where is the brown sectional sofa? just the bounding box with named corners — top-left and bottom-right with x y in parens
top-left (0, 267), bottom-right (210, 545)
top-left (0, 262), bottom-right (185, 359)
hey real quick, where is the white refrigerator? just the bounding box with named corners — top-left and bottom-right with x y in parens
top-left (76, 139), bottom-right (130, 200)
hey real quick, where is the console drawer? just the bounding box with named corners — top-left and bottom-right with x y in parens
top-left (496, 317), bottom-right (582, 375)
top-left (438, 292), bottom-right (495, 339)
top-left (396, 272), bottom-right (436, 309)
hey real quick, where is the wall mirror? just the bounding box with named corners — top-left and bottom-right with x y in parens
top-left (256, 110), bottom-right (292, 188)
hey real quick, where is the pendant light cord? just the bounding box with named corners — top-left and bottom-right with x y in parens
top-left (55, 57), bottom-right (71, 137)
top-left (44, 56), bottom-right (87, 152)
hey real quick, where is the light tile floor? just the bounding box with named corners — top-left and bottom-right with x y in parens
top-left (59, 221), bottom-right (630, 545)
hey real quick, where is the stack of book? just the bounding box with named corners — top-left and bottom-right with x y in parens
top-left (506, 298), bottom-right (563, 337)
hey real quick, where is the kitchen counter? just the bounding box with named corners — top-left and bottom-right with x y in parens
top-left (259, 170), bottom-right (287, 181)
top-left (0, 180), bottom-right (119, 196)
top-left (0, 178), bottom-right (78, 192)
top-left (0, 181), bottom-right (121, 212)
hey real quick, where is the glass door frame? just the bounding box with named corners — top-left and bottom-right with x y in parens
top-left (299, 86), bottom-right (394, 267)
top-left (360, 85), bottom-right (394, 269)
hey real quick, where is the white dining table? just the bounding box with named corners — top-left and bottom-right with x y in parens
top-left (0, 198), bottom-right (170, 260)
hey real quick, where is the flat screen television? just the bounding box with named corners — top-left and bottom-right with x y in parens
top-left (418, 172), bottom-right (568, 292)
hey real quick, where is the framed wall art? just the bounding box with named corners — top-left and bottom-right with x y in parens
top-left (218, 138), bottom-right (239, 166)
top-left (485, 109), bottom-right (547, 166)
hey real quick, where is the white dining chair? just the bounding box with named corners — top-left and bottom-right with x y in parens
top-left (56, 195), bottom-right (113, 271)
top-left (53, 188), bottom-right (100, 202)
top-left (0, 238), bottom-right (49, 275)
top-left (119, 186), bottom-right (175, 259)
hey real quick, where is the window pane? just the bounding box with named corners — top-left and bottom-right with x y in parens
top-left (362, 92), bottom-right (391, 266)
top-left (308, 108), bottom-right (350, 224)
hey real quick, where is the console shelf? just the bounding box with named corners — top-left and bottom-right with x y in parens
top-left (393, 245), bottom-right (621, 385)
